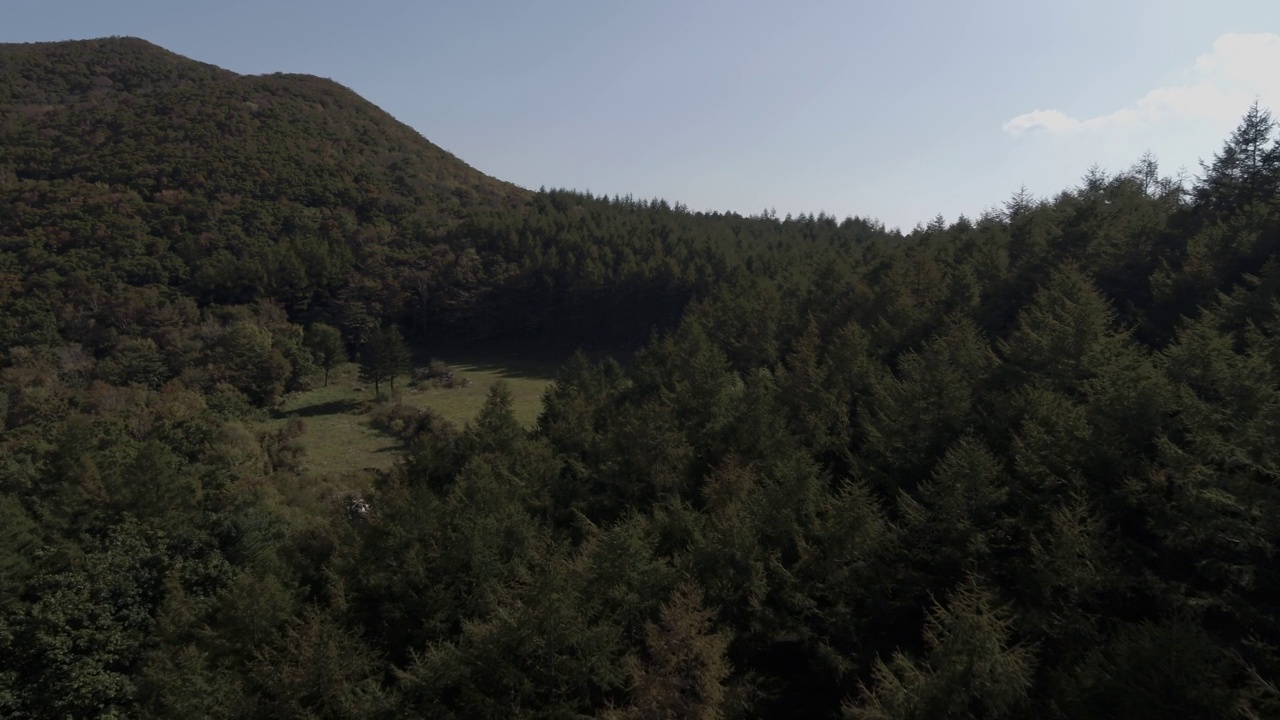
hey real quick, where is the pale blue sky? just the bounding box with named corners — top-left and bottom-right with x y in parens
top-left (4, 1), bottom-right (1279, 229)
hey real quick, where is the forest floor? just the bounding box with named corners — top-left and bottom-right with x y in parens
top-left (266, 353), bottom-right (557, 476)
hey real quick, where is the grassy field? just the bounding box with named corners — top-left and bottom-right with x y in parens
top-left (267, 354), bottom-right (558, 476)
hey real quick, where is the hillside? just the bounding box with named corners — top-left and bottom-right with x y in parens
top-left (0, 38), bottom-right (884, 354)
top-left (0, 37), bottom-right (524, 214)
top-left (0, 37), bottom-right (528, 351)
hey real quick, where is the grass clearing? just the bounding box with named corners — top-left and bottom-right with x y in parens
top-left (265, 354), bottom-right (557, 476)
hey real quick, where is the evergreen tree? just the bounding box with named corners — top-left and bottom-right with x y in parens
top-left (10, 41), bottom-right (1280, 720)
top-left (846, 577), bottom-right (1036, 720)
top-left (464, 381), bottom-right (525, 457)
top-left (358, 326), bottom-right (410, 400)
top-left (136, 644), bottom-right (244, 720)
top-left (998, 265), bottom-right (1123, 392)
top-left (895, 435), bottom-right (1011, 589)
top-left (247, 608), bottom-right (391, 719)
top-left (1197, 101), bottom-right (1280, 215)
top-left (1055, 620), bottom-right (1240, 720)
top-left (859, 318), bottom-right (996, 493)
top-left (607, 584), bottom-right (733, 720)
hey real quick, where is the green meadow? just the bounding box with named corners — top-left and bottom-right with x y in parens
top-left (269, 356), bottom-right (556, 475)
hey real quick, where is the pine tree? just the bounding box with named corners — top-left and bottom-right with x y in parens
top-left (1004, 184), bottom-right (1035, 220)
top-left (465, 381), bottom-right (524, 456)
top-left (1197, 101), bottom-right (1280, 215)
top-left (1056, 619), bottom-right (1239, 719)
top-left (896, 435), bottom-right (1011, 584)
top-left (998, 265), bottom-right (1122, 392)
top-left (358, 326), bottom-right (410, 400)
top-left (774, 318), bottom-right (852, 463)
top-left (247, 608), bottom-right (391, 718)
top-left (859, 318), bottom-right (997, 492)
top-left (608, 584), bottom-right (733, 720)
top-left (846, 577), bottom-right (1036, 720)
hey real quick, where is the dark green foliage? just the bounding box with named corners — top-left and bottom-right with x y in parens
top-left (1197, 101), bottom-right (1280, 217)
top-left (1, 522), bottom-right (168, 719)
top-left (607, 584), bottom-right (733, 720)
top-left (465, 381), bottom-right (525, 456)
top-left (895, 436), bottom-right (1013, 593)
top-left (846, 578), bottom-right (1036, 720)
top-left (136, 643), bottom-right (245, 720)
top-left (203, 320), bottom-right (293, 405)
top-left (1055, 619), bottom-right (1241, 719)
top-left (100, 337), bottom-right (169, 389)
top-left (0, 495), bottom-right (40, 610)
top-left (246, 609), bottom-right (391, 719)
top-left (304, 323), bottom-right (346, 386)
top-left (858, 317), bottom-right (996, 494)
top-left (7, 38), bottom-right (1280, 719)
top-left (357, 326), bottom-right (410, 400)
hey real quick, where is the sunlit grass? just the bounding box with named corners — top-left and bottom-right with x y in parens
top-left (265, 355), bottom-right (556, 476)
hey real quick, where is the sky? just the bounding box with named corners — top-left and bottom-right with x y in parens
top-left (4, 1), bottom-right (1280, 230)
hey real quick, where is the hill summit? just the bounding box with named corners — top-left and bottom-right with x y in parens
top-left (0, 36), bottom-right (525, 223)
top-left (0, 36), bottom-right (534, 338)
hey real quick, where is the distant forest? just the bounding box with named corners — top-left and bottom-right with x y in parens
top-left (2, 37), bottom-right (1280, 719)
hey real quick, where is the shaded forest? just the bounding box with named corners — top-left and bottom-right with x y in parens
top-left (3, 37), bottom-right (1280, 719)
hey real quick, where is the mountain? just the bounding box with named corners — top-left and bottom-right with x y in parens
top-left (0, 35), bottom-right (530, 346)
top-left (0, 37), bottom-right (894, 355)
top-left (0, 37), bottom-right (526, 217)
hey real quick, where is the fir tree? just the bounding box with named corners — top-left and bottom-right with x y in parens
top-left (608, 584), bottom-right (733, 720)
top-left (1197, 100), bottom-right (1280, 215)
top-left (358, 326), bottom-right (410, 400)
top-left (846, 577), bottom-right (1036, 720)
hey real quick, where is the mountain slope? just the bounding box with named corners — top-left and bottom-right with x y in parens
top-left (0, 37), bottom-right (537, 354)
top-left (0, 37), bottom-right (900, 355)
top-left (1, 37), bottom-right (525, 217)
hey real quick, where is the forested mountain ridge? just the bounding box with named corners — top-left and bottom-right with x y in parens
top-left (0, 37), bottom-right (891, 355)
top-left (0, 36), bottom-right (529, 358)
top-left (0, 37), bottom-right (524, 214)
top-left (4, 37), bottom-right (1280, 719)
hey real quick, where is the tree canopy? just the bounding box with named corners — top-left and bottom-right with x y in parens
top-left (3, 37), bottom-right (1280, 719)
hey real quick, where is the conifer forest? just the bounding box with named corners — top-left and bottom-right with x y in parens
top-left (3, 37), bottom-right (1280, 719)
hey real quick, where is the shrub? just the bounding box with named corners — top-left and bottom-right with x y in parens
top-left (367, 402), bottom-right (453, 442)
top-left (409, 359), bottom-right (470, 389)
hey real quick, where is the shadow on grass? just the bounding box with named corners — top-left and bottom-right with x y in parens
top-left (450, 358), bottom-right (558, 380)
top-left (410, 339), bottom-right (571, 380)
top-left (280, 399), bottom-right (362, 419)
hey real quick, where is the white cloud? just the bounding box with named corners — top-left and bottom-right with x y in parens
top-left (1003, 109), bottom-right (1079, 135)
top-left (1004, 32), bottom-right (1280, 137)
